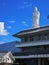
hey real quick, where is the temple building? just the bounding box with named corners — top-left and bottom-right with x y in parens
top-left (13, 7), bottom-right (49, 65)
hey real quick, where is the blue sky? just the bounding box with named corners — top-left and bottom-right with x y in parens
top-left (0, 0), bottom-right (49, 44)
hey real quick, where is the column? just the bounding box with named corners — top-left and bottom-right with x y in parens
top-left (28, 37), bottom-right (30, 42)
top-left (42, 59), bottom-right (44, 65)
top-left (38, 58), bottom-right (41, 65)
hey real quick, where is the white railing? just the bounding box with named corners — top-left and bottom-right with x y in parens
top-left (14, 54), bottom-right (49, 59)
top-left (15, 40), bottom-right (49, 47)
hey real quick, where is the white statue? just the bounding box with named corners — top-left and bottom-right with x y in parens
top-left (32, 7), bottom-right (40, 28)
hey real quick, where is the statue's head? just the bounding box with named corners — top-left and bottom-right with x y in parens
top-left (34, 7), bottom-right (38, 12)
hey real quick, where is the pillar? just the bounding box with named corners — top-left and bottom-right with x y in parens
top-left (42, 59), bottom-right (44, 65)
top-left (38, 58), bottom-right (41, 65)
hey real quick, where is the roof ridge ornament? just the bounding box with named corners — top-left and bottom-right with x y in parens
top-left (32, 7), bottom-right (40, 28)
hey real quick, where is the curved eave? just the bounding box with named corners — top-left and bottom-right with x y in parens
top-left (15, 41), bottom-right (49, 48)
top-left (13, 26), bottom-right (49, 38)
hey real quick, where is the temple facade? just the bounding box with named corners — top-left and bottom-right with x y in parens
top-left (13, 7), bottom-right (49, 65)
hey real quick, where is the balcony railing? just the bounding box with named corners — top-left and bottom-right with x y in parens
top-left (13, 49), bottom-right (49, 56)
top-left (15, 40), bottom-right (49, 47)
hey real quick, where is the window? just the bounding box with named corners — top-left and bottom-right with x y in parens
top-left (22, 48), bottom-right (24, 51)
top-left (44, 46), bottom-right (46, 50)
top-left (38, 35), bottom-right (41, 40)
top-left (39, 35), bottom-right (45, 40)
top-left (45, 34), bottom-right (47, 40)
top-left (43, 33), bottom-right (49, 40)
top-left (47, 34), bottom-right (49, 39)
top-left (30, 36), bottom-right (33, 41)
top-left (24, 37), bottom-right (28, 42)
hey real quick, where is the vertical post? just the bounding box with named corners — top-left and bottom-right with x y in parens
top-left (38, 58), bottom-right (41, 65)
top-left (42, 59), bottom-right (44, 65)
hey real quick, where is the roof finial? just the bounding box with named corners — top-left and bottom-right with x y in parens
top-left (32, 7), bottom-right (40, 28)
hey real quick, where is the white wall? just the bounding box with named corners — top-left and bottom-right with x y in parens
top-left (1, 54), bottom-right (14, 63)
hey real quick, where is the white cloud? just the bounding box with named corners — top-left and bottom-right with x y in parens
top-left (7, 26), bottom-right (12, 29)
top-left (18, 6), bottom-right (25, 9)
top-left (26, 4), bottom-right (32, 8)
top-left (9, 20), bottom-right (15, 23)
top-left (0, 22), bottom-right (9, 35)
top-left (22, 21), bottom-right (28, 26)
top-left (24, 2), bottom-right (28, 4)
top-left (18, 3), bottom-right (32, 9)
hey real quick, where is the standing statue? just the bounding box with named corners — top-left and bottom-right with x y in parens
top-left (32, 7), bottom-right (40, 28)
